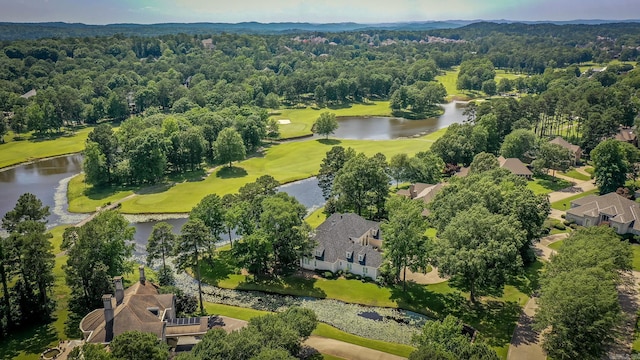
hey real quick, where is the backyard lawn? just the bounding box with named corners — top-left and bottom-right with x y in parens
top-left (559, 169), bottom-right (591, 181)
top-left (550, 188), bottom-right (599, 210)
top-left (305, 206), bottom-right (327, 229)
top-left (526, 175), bottom-right (573, 195)
top-left (200, 247), bottom-right (542, 359)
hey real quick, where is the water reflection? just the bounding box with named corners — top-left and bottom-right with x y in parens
top-left (334, 101), bottom-right (466, 140)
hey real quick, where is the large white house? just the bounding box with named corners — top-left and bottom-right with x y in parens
top-left (301, 213), bottom-right (383, 279)
top-left (566, 192), bottom-right (640, 235)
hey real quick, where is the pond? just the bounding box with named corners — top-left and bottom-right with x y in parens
top-left (0, 154), bottom-right (87, 229)
top-left (333, 101), bottom-right (466, 140)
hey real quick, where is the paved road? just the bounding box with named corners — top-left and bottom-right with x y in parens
top-left (507, 297), bottom-right (545, 360)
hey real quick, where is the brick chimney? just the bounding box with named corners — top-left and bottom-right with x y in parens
top-left (139, 265), bottom-right (146, 284)
top-left (113, 276), bottom-right (124, 305)
top-left (102, 294), bottom-right (115, 342)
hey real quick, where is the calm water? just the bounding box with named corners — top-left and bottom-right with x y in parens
top-left (0, 154), bottom-right (87, 228)
top-left (333, 101), bottom-right (466, 140)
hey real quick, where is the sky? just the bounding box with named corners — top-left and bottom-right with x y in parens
top-left (1, 0), bottom-right (639, 24)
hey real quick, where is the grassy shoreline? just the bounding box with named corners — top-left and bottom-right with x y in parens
top-left (0, 128), bottom-right (92, 169)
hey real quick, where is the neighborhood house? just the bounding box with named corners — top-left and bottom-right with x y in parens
top-left (565, 192), bottom-right (640, 235)
top-left (397, 183), bottom-right (446, 216)
top-left (549, 136), bottom-right (582, 165)
top-left (80, 266), bottom-right (213, 348)
top-left (301, 213), bottom-right (383, 279)
top-left (497, 156), bottom-right (533, 179)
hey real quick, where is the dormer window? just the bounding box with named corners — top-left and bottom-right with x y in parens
top-left (346, 251), bottom-right (352, 259)
top-left (358, 254), bottom-right (364, 262)
top-left (315, 249), bottom-right (323, 257)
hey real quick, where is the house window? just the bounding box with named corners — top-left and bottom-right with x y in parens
top-left (347, 263), bottom-right (352, 270)
top-left (363, 267), bottom-right (368, 274)
top-left (314, 261), bottom-right (317, 266)
top-left (315, 249), bottom-right (323, 257)
top-left (303, 257), bottom-right (309, 265)
top-left (358, 254), bottom-right (364, 262)
top-left (346, 251), bottom-right (352, 259)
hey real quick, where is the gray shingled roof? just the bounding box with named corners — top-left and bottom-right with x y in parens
top-left (567, 192), bottom-right (640, 224)
top-left (498, 156), bottom-right (533, 176)
top-left (549, 136), bottom-right (581, 154)
top-left (313, 213), bottom-right (383, 268)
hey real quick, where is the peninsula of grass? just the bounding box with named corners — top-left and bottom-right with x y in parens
top-left (305, 206), bottom-right (327, 229)
top-left (0, 128), bottom-right (92, 169)
top-left (550, 188), bottom-right (599, 210)
top-left (68, 134), bottom-right (444, 214)
top-left (273, 101), bottom-right (393, 139)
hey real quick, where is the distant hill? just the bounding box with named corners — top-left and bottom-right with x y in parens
top-left (0, 21), bottom-right (469, 40)
top-left (0, 20), bottom-right (638, 41)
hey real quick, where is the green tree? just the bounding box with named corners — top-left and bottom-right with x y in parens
top-left (174, 219), bottom-right (211, 314)
top-left (406, 151), bottom-right (445, 184)
top-left (469, 152), bottom-right (499, 174)
top-left (481, 79), bottom-right (497, 96)
top-left (532, 142), bottom-right (572, 179)
top-left (264, 92), bottom-right (281, 109)
top-left (436, 206), bottom-right (525, 302)
top-left (87, 124), bottom-right (118, 183)
top-left (388, 153), bottom-right (410, 189)
top-left (146, 222), bottom-right (175, 286)
top-left (67, 343), bottom-right (113, 360)
top-left (233, 231), bottom-right (272, 276)
top-left (110, 330), bottom-right (169, 360)
top-left (214, 127), bottom-right (246, 168)
top-left (333, 152), bottom-right (390, 219)
top-left (106, 92), bottom-right (128, 120)
top-left (260, 193), bottom-right (314, 275)
top-left (431, 123), bottom-right (488, 166)
top-left (411, 315), bottom-right (499, 360)
top-left (381, 196), bottom-right (429, 291)
top-left (62, 210), bottom-right (134, 335)
top-left (535, 267), bottom-right (621, 360)
top-left (83, 141), bottom-right (108, 186)
top-left (591, 139), bottom-right (629, 194)
top-left (500, 129), bottom-right (537, 161)
top-left (313, 112), bottom-right (339, 139)
top-left (318, 146), bottom-right (356, 200)
top-left (457, 58), bottom-right (496, 91)
top-left (190, 194), bottom-right (225, 259)
top-left (129, 131), bottom-right (168, 184)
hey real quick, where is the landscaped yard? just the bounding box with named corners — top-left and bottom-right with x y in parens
top-left (559, 169), bottom-right (591, 181)
top-left (200, 247), bottom-right (542, 359)
top-left (550, 188), bottom-right (599, 210)
top-left (526, 175), bottom-right (573, 195)
top-left (0, 128), bottom-right (92, 169)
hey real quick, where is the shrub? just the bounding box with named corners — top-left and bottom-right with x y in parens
top-left (561, 214), bottom-right (566, 219)
top-left (569, 223), bottom-right (578, 229)
top-left (323, 271), bottom-right (334, 279)
top-left (554, 223), bottom-right (566, 230)
top-left (344, 272), bottom-right (356, 280)
top-left (563, 220), bottom-right (571, 226)
top-left (355, 274), bottom-right (362, 281)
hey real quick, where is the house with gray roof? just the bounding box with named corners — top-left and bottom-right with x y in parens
top-left (80, 266), bottom-right (214, 347)
top-left (565, 192), bottom-right (640, 235)
top-left (301, 213), bottom-right (383, 279)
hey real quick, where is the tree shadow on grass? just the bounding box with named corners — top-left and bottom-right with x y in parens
top-left (216, 166), bottom-right (248, 179)
top-left (0, 322), bottom-right (58, 359)
top-left (168, 168), bottom-right (207, 183)
top-left (508, 259), bottom-right (544, 296)
top-left (317, 139), bottom-right (341, 146)
top-left (200, 248), bottom-right (239, 286)
top-left (84, 184), bottom-right (137, 201)
top-left (134, 182), bottom-right (173, 195)
top-left (390, 281), bottom-right (522, 348)
top-left (534, 174), bottom-right (573, 192)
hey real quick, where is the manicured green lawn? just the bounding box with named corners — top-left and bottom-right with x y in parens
top-left (526, 175), bottom-right (573, 195)
top-left (632, 245), bottom-right (640, 272)
top-left (550, 189), bottom-right (599, 211)
top-left (559, 169), bottom-right (591, 181)
top-left (203, 302), bottom-right (415, 358)
top-left (0, 128), bottom-right (92, 169)
top-left (69, 136), bottom-right (441, 214)
top-left (435, 68), bottom-right (479, 101)
top-left (548, 240), bottom-right (564, 252)
top-left (305, 207), bottom-right (327, 229)
top-left (273, 101), bottom-right (394, 139)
